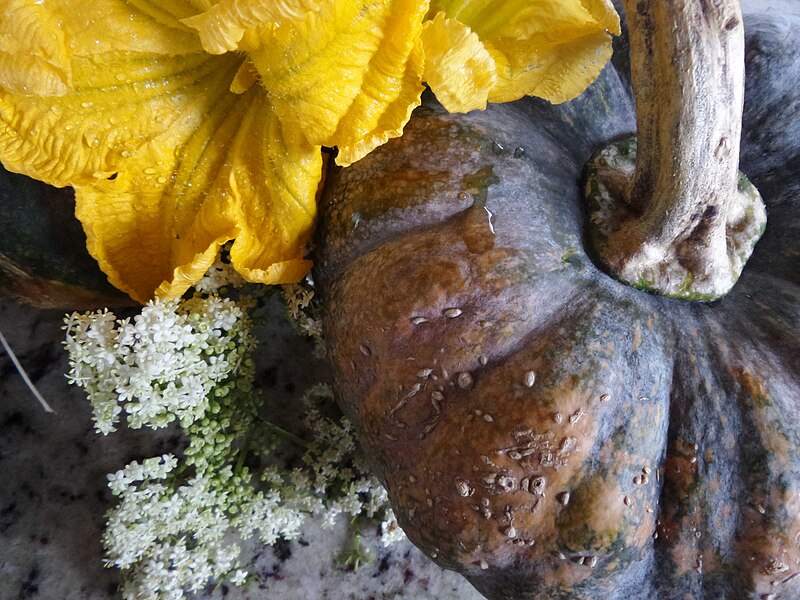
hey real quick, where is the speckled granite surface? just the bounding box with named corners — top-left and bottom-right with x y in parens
top-left (0, 297), bottom-right (482, 600)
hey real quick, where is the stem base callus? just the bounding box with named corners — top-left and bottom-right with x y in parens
top-left (585, 137), bottom-right (766, 301)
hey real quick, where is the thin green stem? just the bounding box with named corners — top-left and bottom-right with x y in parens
top-left (260, 418), bottom-right (312, 449)
top-left (234, 428), bottom-right (255, 477)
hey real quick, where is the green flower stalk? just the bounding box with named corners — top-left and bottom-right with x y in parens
top-left (63, 264), bottom-right (402, 600)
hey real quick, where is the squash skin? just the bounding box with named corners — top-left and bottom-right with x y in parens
top-left (0, 165), bottom-right (132, 309)
top-left (316, 11), bottom-right (800, 600)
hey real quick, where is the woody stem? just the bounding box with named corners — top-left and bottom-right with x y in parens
top-left (584, 0), bottom-right (766, 301)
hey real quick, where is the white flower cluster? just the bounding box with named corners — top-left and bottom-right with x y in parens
top-left (104, 458), bottom-right (251, 600)
top-left (64, 295), bottom-right (253, 434)
top-left (191, 256), bottom-right (245, 294)
top-left (64, 286), bottom-right (402, 600)
top-left (295, 385), bottom-right (386, 529)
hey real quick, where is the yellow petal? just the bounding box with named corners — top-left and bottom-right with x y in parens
top-left (334, 38), bottom-right (425, 167)
top-left (0, 0), bottom-right (71, 96)
top-left (581, 0), bottom-right (622, 36)
top-left (49, 0), bottom-right (203, 55)
top-left (224, 95), bottom-right (322, 286)
top-left (75, 86), bottom-right (321, 303)
top-left (420, 13), bottom-right (496, 113)
top-left (181, 0), bottom-right (322, 54)
top-left (0, 0), bottom-right (207, 187)
top-left (486, 31), bottom-right (614, 104)
top-left (426, 0), bottom-right (619, 104)
top-left (243, 0), bottom-right (427, 165)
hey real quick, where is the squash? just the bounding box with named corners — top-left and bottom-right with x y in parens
top-left (315, 1), bottom-right (800, 598)
top-left (0, 164), bottom-right (132, 309)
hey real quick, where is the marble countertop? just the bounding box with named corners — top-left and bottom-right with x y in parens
top-left (0, 297), bottom-right (482, 600)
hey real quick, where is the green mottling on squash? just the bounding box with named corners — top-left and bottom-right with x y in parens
top-left (324, 166), bottom-right (459, 236)
top-left (557, 478), bottom-right (631, 553)
top-left (323, 116), bottom-right (498, 240)
top-left (561, 248), bottom-right (584, 270)
top-left (676, 272), bottom-right (696, 296)
top-left (669, 289), bottom-right (721, 302)
top-left (660, 271), bottom-right (724, 301)
top-left (632, 275), bottom-right (657, 293)
top-left (633, 272), bottom-right (721, 301)
top-left (460, 165), bottom-right (499, 207)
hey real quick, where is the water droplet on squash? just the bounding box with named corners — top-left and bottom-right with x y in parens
top-left (513, 146), bottom-right (525, 158)
top-left (491, 141), bottom-right (504, 155)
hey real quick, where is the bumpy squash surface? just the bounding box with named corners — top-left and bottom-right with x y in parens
top-left (316, 10), bottom-right (800, 600)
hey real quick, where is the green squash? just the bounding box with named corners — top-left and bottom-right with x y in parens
top-left (0, 165), bottom-right (131, 309)
top-left (315, 3), bottom-right (800, 599)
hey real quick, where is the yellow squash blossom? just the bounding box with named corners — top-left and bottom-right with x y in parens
top-left (0, 0), bottom-right (618, 303)
top-left (421, 0), bottom-right (620, 112)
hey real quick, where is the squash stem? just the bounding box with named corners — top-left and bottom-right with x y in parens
top-left (584, 0), bottom-right (766, 301)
